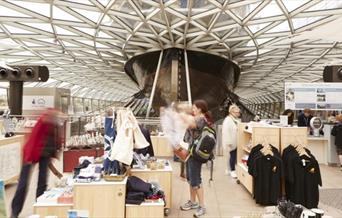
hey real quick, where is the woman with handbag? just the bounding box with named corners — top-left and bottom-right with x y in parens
top-left (180, 99), bottom-right (212, 218)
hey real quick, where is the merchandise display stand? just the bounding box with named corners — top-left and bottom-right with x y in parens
top-left (236, 123), bottom-right (280, 194)
top-left (33, 178), bottom-right (127, 218)
top-left (73, 178), bottom-right (127, 218)
top-left (280, 127), bottom-right (308, 152)
top-left (150, 136), bottom-right (173, 157)
top-left (126, 199), bottom-right (164, 218)
top-left (130, 162), bottom-right (172, 215)
top-left (33, 202), bottom-right (73, 217)
top-left (0, 135), bottom-right (25, 185)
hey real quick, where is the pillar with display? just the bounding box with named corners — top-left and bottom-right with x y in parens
top-left (0, 66), bottom-right (49, 115)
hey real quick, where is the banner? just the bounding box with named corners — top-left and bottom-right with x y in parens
top-left (23, 95), bottom-right (54, 110)
top-left (285, 82), bottom-right (342, 110)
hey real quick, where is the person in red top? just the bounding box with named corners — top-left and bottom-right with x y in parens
top-left (11, 109), bottom-right (64, 218)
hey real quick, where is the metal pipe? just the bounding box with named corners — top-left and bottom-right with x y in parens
top-left (146, 50), bottom-right (164, 118)
top-left (184, 50), bottom-right (192, 106)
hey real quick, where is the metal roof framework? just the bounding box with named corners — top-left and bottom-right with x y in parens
top-left (0, 0), bottom-right (341, 102)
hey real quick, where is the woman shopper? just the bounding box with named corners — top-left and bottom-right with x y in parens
top-left (11, 109), bottom-right (64, 218)
top-left (222, 104), bottom-right (241, 178)
top-left (180, 99), bottom-right (212, 218)
top-left (332, 114), bottom-right (342, 170)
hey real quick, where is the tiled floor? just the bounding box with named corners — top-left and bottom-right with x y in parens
top-left (4, 155), bottom-right (342, 217)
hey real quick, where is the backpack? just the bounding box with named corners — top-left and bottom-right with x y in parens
top-left (190, 126), bottom-right (216, 163)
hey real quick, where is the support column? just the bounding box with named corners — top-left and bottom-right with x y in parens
top-left (184, 50), bottom-right (192, 106)
top-left (146, 50), bottom-right (164, 118)
top-left (9, 81), bottom-right (23, 115)
top-left (170, 57), bottom-right (178, 101)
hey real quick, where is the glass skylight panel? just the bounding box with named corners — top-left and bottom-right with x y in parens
top-left (52, 6), bottom-right (81, 22)
top-left (2, 24), bottom-right (33, 34)
top-left (253, 1), bottom-right (283, 18)
top-left (306, 0), bottom-right (342, 11)
top-left (282, 0), bottom-right (310, 12)
top-left (265, 21), bottom-right (290, 33)
top-left (292, 17), bottom-right (325, 30)
top-left (72, 8), bottom-right (101, 23)
top-left (248, 22), bottom-right (271, 33)
top-left (73, 27), bottom-right (95, 36)
top-left (22, 23), bottom-right (53, 33)
top-left (0, 5), bottom-right (30, 17)
top-left (55, 26), bottom-right (78, 35)
top-left (8, 0), bottom-right (50, 17)
top-left (256, 37), bottom-right (274, 45)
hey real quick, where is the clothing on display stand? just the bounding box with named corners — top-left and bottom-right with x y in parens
top-left (282, 144), bottom-right (322, 209)
top-left (109, 110), bottom-right (149, 165)
top-left (247, 143), bottom-right (283, 206)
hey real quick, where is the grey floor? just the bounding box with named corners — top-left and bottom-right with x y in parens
top-left (4, 155), bottom-right (342, 218)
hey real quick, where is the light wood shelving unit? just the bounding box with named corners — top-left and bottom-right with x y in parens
top-left (236, 123), bottom-right (280, 195)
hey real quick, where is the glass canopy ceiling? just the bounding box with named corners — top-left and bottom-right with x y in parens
top-left (0, 0), bottom-right (341, 103)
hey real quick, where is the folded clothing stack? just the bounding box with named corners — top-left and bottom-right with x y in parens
top-left (73, 160), bottom-right (102, 182)
top-left (126, 176), bottom-right (165, 205)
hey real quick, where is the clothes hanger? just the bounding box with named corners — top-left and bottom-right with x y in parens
top-left (260, 137), bottom-right (273, 156)
top-left (294, 136), bottom-right (309, 157)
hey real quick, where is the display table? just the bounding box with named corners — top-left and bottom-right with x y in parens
top-left (151, 136), bottom-right (173, 157)
top-left (126, 199), bottom-right (164, 218)
top-left (33, 202), bottom-right (72, 217)
top-left (307, 136), bottom-right (329, 165)
top-left (63, 147), bottom-right (104, 172)
top-left (130, 163), bottom-right (172, 210)
top-left (73, 178), bottom-right (127, 218)
top-left (0, 135), bottom-right (25, 185)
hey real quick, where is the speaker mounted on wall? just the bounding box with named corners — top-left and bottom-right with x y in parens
top-left (0, 66), bottom-right (49, 82)
top-left (323, 66), bottom-right (342, 82)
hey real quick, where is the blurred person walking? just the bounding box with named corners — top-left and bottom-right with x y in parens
top-left (11, 109), bottom-right (64, 218)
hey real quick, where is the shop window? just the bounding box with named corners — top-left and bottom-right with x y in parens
top-left (84, 98), bottom-right (91, 113)
top-left (92, 99), bottom-right (99, 112)
top-left (0, 88), bottom-right (8, 110)
top-left (74, 97), bottom-right (83, 114)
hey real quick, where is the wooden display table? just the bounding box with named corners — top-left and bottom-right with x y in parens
top-left (151, 136), bottom-right (173, 157)
top-left (33, 202), bottom-right (72, 217)
top-left (0, 135), bottom-right (25, 185)
top-left (130, 163), bottom-right (173, 210)
top-left (73, 178), bottom-right (127, 218)
top-left (126, 199), bottom-right (164, 218)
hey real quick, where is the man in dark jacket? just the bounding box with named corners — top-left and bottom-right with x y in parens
top-left (297, 108), bottom-right (313, 127)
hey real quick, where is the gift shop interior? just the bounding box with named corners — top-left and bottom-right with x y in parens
top-left (1, 1), bottom-right (342, 218)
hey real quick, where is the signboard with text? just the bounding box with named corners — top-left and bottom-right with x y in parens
top-left (23, 95), bottom-right (54, 110)
top-left (285, 82), bottom-right (342, 110)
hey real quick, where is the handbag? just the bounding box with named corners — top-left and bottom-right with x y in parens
top-left (173, 146), bottom-right (190, 162)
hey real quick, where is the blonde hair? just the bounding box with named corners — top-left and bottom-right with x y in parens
top-left (229, 104), bottom-right (240, 113)
top-left (337, 114), bottom-right (342, 122)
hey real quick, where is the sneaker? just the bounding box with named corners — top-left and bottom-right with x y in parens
top-left (193, 206), bottom-right (206, 217)
top-left (180, 200), bottom-right (199, 211)
top-left (230, 171), bottom-right (237, 179)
